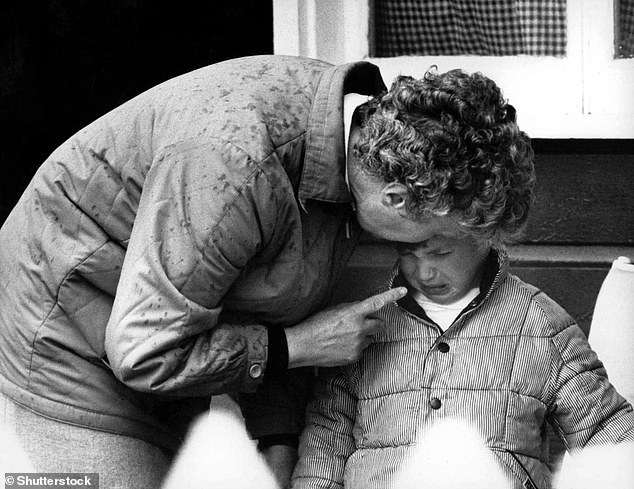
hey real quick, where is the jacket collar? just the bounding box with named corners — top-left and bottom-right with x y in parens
top-left (298, 61), bottom-right (387, 210)
top-left (393, 248), bottom-right (510, 322)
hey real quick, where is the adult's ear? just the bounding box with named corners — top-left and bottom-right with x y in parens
top-left (382, 182), bottom-right (409, 210)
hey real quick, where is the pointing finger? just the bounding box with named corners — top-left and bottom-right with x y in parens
top-left (356, 287), bottom-right (407, 314)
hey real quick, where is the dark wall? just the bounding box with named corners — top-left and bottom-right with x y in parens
top-left (1, 1), bottom-right (273, 223)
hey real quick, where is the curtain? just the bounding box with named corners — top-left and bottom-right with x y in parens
top-left (618, 0), bottom-right (634, 58)
top-left (373, 0), bottom-right (567, 57)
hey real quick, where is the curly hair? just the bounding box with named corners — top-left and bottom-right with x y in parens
top-left (352, 68), bottom-right (535, 248)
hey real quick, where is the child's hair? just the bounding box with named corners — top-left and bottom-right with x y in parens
top-left (352, 68), bottom-right (535, 249)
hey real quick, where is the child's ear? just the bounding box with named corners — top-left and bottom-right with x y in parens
top-left (382, 182), bottom-right (409, 210)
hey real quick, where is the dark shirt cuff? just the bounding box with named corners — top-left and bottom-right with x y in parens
top-left (266, 327), bottom-right (289, 375)
top-left (257, 433), bottom-right (299, 450)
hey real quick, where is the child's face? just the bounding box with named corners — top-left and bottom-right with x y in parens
top-left (396, 218), bottom-right (491, 305)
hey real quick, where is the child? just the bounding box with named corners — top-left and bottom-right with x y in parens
top-left (290, 69), bottom-right (634, 489)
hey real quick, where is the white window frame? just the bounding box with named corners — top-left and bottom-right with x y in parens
top-left (273, 0), bottom-right (634, 138)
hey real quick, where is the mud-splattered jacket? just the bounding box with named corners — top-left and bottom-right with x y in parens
top-left (0, 55), bottom-right (387, 450)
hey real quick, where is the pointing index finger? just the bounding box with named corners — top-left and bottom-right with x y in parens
top-left (357, 287), bottom-right (408, 314)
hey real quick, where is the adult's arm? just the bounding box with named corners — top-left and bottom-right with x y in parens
top-left (105, 140), bottom-right (282, 396)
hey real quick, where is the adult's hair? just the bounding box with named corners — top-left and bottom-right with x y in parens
top-left (352, 68), bottom-right (535, 248)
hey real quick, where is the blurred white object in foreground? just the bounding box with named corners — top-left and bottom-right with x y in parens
top-left (588, 256), bottom-right (634, 404)
top-left (555, 442), bottom-right (634, 489)
top-left (162, 408), bottom-right (278, 489)
top-left (394, 418), bottom-right (512, 489)
top-left (0, 422), bottom-right (34, 473)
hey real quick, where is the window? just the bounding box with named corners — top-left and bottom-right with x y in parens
top-left (373, 0), bottom-right (567, 57)
top-left (273, 0), bottom-right (634, 138)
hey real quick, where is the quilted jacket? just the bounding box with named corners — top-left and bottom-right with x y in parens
top-left (292, 252), bottom-right (634, 489)
top-left (0, 55), bottom-right (386, 451)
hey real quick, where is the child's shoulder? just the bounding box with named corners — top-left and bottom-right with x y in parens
top-left (503, 273), bottom-right (577, 336)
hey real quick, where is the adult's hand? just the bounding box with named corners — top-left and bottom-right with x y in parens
top-left (285, 287), bottom-right (407, 369)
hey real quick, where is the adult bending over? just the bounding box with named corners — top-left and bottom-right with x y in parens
top-left (0, 54), bottom-right (435, 488)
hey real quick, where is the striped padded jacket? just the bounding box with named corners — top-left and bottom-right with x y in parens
top-left (292, 251), bottom-right (634, 489)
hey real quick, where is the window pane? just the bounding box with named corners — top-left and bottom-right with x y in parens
top-left (617, 0), bottom-right (634, 58)
top-left (373, 0), bottom-right (567, 57)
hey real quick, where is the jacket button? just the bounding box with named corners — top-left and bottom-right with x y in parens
top-left (429, 397), bottom-right (442, 410)
top-left (249, 363), bottom-right (263, 379)
top-left (438, 342), bottom-right (450, 353)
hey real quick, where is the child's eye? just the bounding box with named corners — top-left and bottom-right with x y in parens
top-left (431, 250), bottom-right (453, 256)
